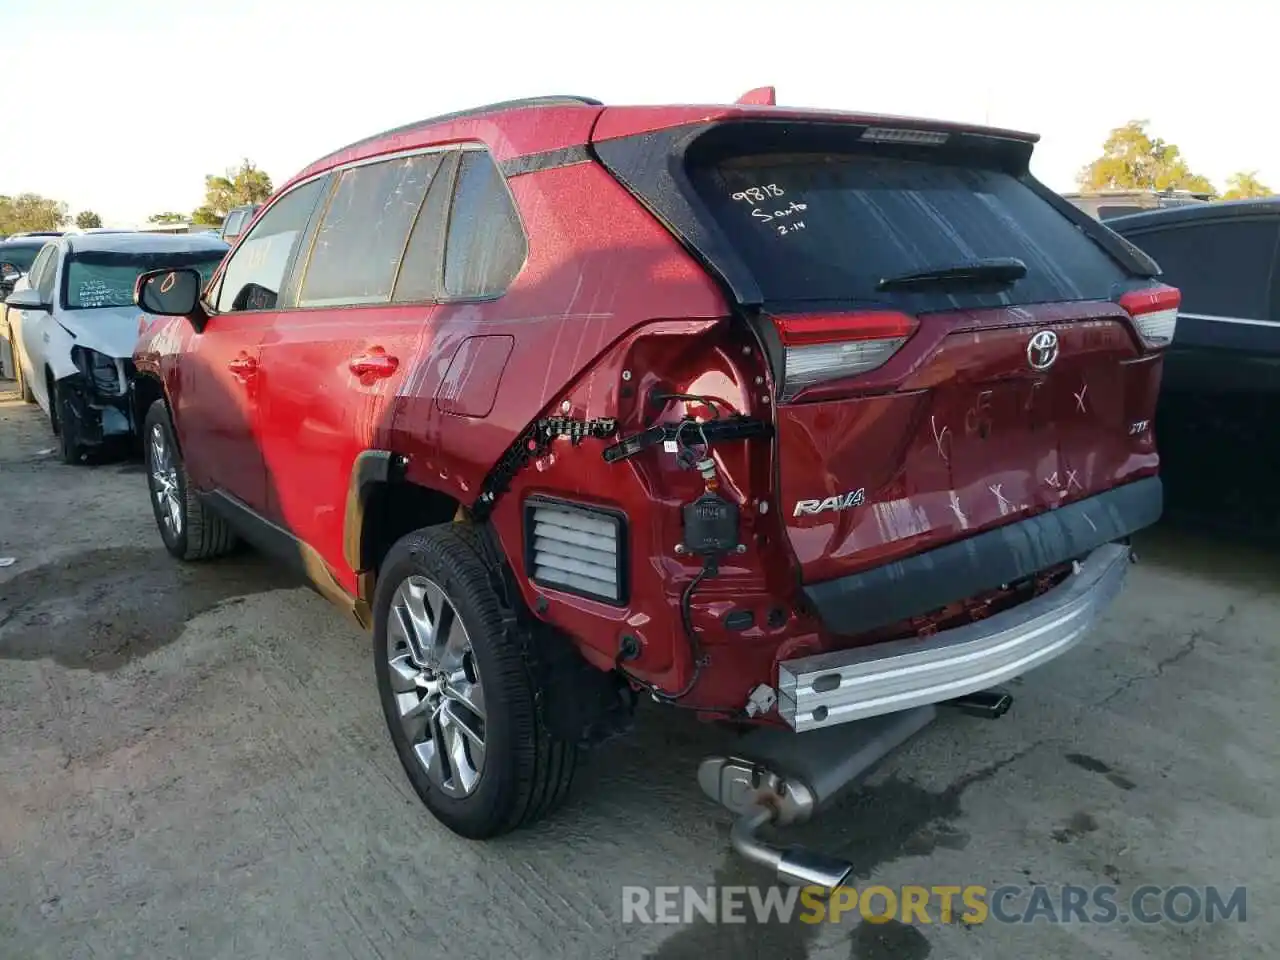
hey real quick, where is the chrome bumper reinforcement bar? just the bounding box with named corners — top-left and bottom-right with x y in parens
top-left (778, 543), bottom-right (1132, 732)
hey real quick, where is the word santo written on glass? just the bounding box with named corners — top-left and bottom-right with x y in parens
top-left (729, 183), bottom-right (808, 238)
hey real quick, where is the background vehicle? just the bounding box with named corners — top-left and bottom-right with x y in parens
top-left (1108, 199), bottom-right (1280, 535)
top-left (0, 235), bottom-right (54, 378)
top-left (1063, 188), bottom-right (1212, 220)
top-left (7, 232), bottom-right (227, 462)
top-left (132, 93), bottom-right (1171, 865)
top-left (0, 236), bottom-right (47, 299)
top-left (219, 204), bottom-right (260, 245)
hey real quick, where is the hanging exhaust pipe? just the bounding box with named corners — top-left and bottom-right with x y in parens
top-left (730, 806), bottom-right (855, 891)
top-left (943, 688), bottom-right (1013, 719)
top-left (699, 705), bottom-right (936, 894)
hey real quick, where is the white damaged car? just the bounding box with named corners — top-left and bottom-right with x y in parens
top-left (2, 232), bottom-right (228, 463)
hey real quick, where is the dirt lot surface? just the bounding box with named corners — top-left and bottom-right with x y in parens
top-left (1, 381), bottom-right (1276, 960)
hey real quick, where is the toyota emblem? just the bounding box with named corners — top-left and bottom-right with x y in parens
top-left (1027, 330), bottom-right (1059, 371)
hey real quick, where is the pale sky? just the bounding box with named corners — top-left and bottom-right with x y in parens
top-left (4, 0), bottom-right (1277, 226)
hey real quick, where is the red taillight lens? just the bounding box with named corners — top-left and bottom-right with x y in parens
top-left (770, 311), bottom-right (918, 401)
top-left (1119, 284), bottom-right (1181, 349)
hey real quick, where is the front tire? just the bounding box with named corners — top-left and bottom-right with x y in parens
top-left (12, 344), bottom-right (34, 403)
top-left (373, 525), bottom-right (577, 838)
top-left (56, 385), bottom-right (84, 465)
top-left (142, 399), bottom-right (238, 560)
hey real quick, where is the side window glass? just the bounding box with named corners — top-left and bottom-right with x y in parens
top-left (297, 153), bottom-right (442, 307)
top-left (222, 211), bottom-right (244, 238)
top-left (36, 247), bottom-right (59, 300)
top-left (393, 152), bottom-right (459, 303)
top-left (23, 247), bottom-right (49, 288)
top-left (443, 150), bottom-right (527, 299)
top-left (1125, 219), bottom-right (1280, 319)
top-left (215, 178), bottom-right (327, 313)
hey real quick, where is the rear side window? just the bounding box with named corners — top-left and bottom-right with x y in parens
top-left (443, 150), bottom-right (526, 299)
top-left (393, 152), bottom-right (459, 304)
top-left (1119, 219), bottom-right (1280, 320)
top-left (298, 153), bottom-right (442, 307)
top-left (216, 178), bottom-right (327, 312)
top-left (692, 153), bottom-right (1131, 312)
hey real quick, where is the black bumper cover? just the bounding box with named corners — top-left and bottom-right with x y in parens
top-left (803, 476), bottom-right (1163, 636)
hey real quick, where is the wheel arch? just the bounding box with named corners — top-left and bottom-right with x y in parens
top-left (345, 450), bottom-right (464, 602)
top-left (131, 371), bottom-right (168, 442)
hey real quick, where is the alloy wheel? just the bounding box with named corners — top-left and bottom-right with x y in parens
top-left (149, 423), bottom-right (183, 538)
top-left (386, 575), bottom-right (487, 797)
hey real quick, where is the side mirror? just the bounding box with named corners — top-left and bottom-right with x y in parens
top-left (135, 268), bottom-right (208, 331)
top-left (5, 287), bottom-right (51, 312)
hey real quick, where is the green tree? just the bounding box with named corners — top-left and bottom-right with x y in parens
top-left (0, 193), bottom-right (70, 234)
top-left (1077, 120), bottom-right (1216, 196)
top-left (75, 210), bottom-right (103, 229)
top-left (1221, 171), bottom-right (1273, 201)
top-left (148, 211), bottom-right (187, 224)
top-left (191, 159), bottom-right (273, 227)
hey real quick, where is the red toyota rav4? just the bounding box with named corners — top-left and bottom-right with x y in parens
top-left (132, 93), bottom-right (1174, 849)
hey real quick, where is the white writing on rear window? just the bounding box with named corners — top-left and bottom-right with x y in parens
top-left (751, 201), bottom-right (807, 224)
top-left (731, 183), bottom-right (785, 204)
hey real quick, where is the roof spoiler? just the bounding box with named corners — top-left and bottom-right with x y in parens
top-left (735, 86), bottom-right (776, 106)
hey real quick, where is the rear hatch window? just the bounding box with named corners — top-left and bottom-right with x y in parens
top-left (594, 118), bottom-right (1151, 310)
top-left (688, 151), bottom-right (1131, 313)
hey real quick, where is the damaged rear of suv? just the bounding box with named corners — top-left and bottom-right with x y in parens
top-left (131, 92), bottom-right (1172, 879)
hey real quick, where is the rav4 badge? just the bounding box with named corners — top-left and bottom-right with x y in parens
top-left (793, 488), bottom-right (866, 517)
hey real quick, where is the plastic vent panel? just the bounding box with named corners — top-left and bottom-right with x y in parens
top-left (525, 498), bottom-right (627, 604)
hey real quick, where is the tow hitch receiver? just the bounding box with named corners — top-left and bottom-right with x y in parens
top-left (698, 706), bottom-right (936, 893)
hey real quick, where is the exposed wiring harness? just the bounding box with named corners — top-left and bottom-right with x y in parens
top-left (614, 559), bottom-right (717, 704)
top-left (614, 412), bottom-right (733, 707)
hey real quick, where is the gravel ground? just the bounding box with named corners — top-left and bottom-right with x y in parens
top-left (1, 381), bottom-right (1276, 960)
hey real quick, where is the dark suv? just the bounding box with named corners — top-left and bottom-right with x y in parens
top-left (1107, 199), bottom-right (1280, 533)
top-left (132, 94), bottom-right (1172, 853)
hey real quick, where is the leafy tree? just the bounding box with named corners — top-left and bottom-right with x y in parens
top-left (1078, 120), bottom-right (1216, 196)
top-left (191, 159), bottom-right (273, 227)
top-left (1221, 171), bottom-right (1273, 201)
top-left (75, 210), bottom-right (103, 229)
top-left (0, 193), bottom-right (70, 234)
top-left (148, 211), bottom-right (187, 224)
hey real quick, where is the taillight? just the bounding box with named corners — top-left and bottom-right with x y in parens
top-left (1119, 284), bottom-right (1181, 349)
top-left (770, 311), bottom-right (918, 401)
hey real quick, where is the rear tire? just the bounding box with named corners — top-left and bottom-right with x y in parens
top-left (373, 524), bottom-right (577, 838)
top-left (143, 398), bottom-right (238, 560)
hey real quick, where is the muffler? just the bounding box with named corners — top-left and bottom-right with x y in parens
top-left (699, 705), bottom-right (936, 893)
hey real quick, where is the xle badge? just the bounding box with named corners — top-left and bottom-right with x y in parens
top-left (793, 488), bottom-right (866, 517)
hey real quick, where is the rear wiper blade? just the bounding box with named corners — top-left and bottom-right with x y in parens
top-left (876, 257), bottom-right (1027, 292)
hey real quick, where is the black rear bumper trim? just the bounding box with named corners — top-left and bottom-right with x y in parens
top-left (803, 476), bottom-right (1163, 636)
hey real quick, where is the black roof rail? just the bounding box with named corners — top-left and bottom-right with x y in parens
top-left (310, 95), bottom-right (603, 169)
